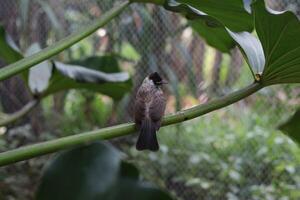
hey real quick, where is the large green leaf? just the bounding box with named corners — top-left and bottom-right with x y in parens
top-left (36, 142), bottom-right (121, 200)
top-left (252, 0), bottom-right (300, 85)
top-left (54, 62), bottom-right (128, 83)
top-left (162, 0), bottom-right (253, 52)
top-left (36, 142), bottom-right (173, 200)
top-left (278, 109), bottom-right (300, 145)
top-left (0, 25), bottom-right (23, 64)
top-left (176, 0), bottom-right (253, 32)
top-left (190, 20), bottom-right (234, 53)
top-left (44, 56), bottom-right (132, 100)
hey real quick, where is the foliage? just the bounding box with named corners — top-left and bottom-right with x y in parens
top-left (0, 1), bottom-right (130, 81)
top-left (0, 0), bottom-right (300, 199)
top-left (161, 0), bottom-right (253, 52)
top-left (127, 106), bottom-right (300, 200)
top-left (36, 142), bottom-right (173, 200)
top-left (0, 0), bottom-right (300, 167)
top-left (25, 44), bottom-right (132, 99)
top-left (253, 1), bottom-right (300, 85)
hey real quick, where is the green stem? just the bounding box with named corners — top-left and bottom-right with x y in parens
top-left (0, 100), bottom-right (39, 127)
top-left (0, 1), bottom-right (130, 81)
top-left (0, 82), bottom-right (262, 167)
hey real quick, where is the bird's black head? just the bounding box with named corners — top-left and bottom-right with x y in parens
top-left (149, 72), bottom-right (164, 85)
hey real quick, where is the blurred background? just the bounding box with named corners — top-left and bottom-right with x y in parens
top-left (0, 0), bottom-right (300, 199)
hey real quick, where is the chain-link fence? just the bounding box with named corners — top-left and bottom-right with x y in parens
top-left (0, 0), bottom-right (300, 199)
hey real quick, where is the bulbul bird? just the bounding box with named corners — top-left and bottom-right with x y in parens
top-left (134, 72), bottom-right (167, 151)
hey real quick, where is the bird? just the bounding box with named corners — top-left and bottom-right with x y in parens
top-left (134, 72), bottom-right (167, 151)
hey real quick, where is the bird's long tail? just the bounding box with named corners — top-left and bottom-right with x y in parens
top-left (136, 118), bottom-right (159, 151)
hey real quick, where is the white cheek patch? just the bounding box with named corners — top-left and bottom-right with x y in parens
top-left (144, 78), bottom-right (155, 86)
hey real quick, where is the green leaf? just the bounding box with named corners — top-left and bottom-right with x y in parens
top-left (43, 56), bottom-right (132, 100)
top-left (278, 109), bottom-right (300, 145)
top-left (26, 43), bottom-right (52, 94)
top-left (54, 62), bottom-right (129, 83)
top-left (36, 142), bottom-right (121, 200)
top-left (0, 25), bottom-right (23, 64)
top-left (70, 55), bottom-right (122, 73)
top-left (175, 0), bottom-right (253, 32)
top-left (162, 0), bottom-right (253, 52)
top-left (36, 142), bottom-right (173, 200)
top-left (120, 161), bottom-right (140, 180)
top-left (226, 30), bottom-right (265, 78)
top-left (190, 20), bottom-right (234, 53)
top-left (252, 0), bottom-right (300, 85)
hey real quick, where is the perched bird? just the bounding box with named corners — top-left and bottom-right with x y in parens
top-left (134, 72), bottom-right (167, 151)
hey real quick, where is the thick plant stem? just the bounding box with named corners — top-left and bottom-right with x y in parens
top-left (0, 1), bottom-right (130, 81)
top-left (163, 82), bottom-right (263, 126)
top-left (0, 82), bottom-right (262, 167)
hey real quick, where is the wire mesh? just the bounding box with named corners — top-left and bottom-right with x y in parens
top-left (0, 0), bottom-right (300, 199)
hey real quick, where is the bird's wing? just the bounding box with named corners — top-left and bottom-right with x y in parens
top-left (149, 90), bottom-right (166, 124)
top-left (134, 90), bottom-right (146, 126)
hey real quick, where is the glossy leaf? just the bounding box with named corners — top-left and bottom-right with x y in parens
top-left (36, 142), bottom-right (121, 200)
top-left (278, 109), bottom-right (300, 145)
top-left (0, 25), bottom-right (23, 64)
top-left (43, 56), bottom-right (132, 100)
top-left (162, 0), bottom-right (253, 52)
top-left (227, 30), bottom-right (265, 77)
top-left (26, 43), bottom-right (52, 94)
top-left (252, 0), bottom-right (300, 85)
top-left (54, 62), bottom-right (129, 83)
top-left (175, 0), bottom-right (253, 32)
top-left (36, 142), bottom-right (173, 200)
top-left (190, 20), bottom-right (234, 53)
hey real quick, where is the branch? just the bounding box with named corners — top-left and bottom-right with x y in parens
top-left (0, 82), bottom-right (263, 167)
top-left (0, 1), bottom-right (130, 81)
top-left (0, 99), bottom-right (39, 127)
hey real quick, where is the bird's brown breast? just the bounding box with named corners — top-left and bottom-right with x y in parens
top-left (134, 85), bottom-right (166, 128)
